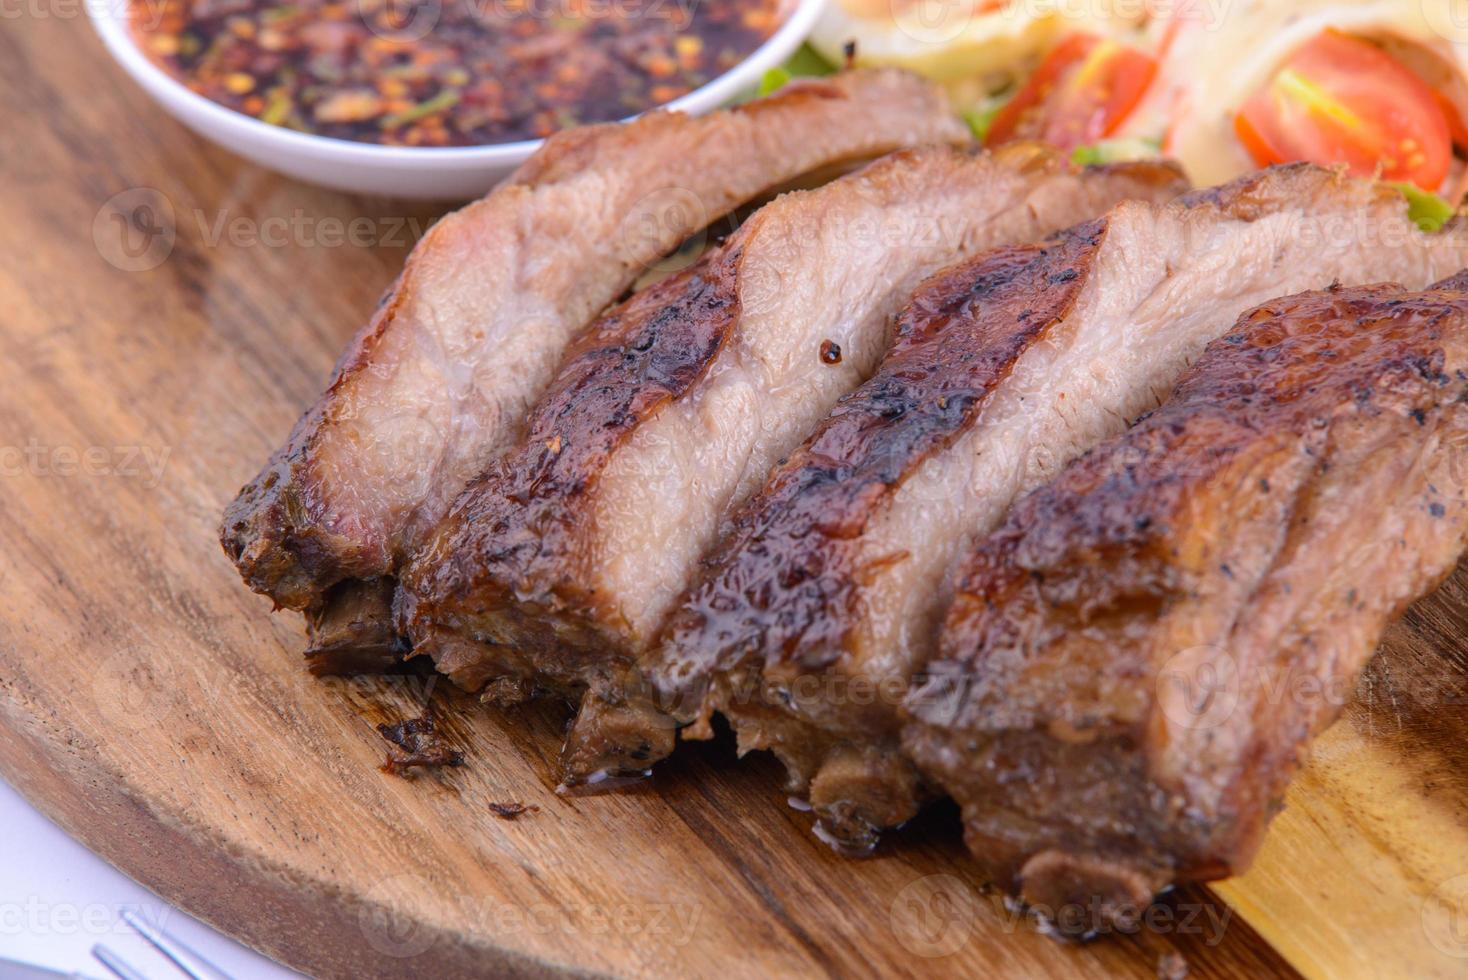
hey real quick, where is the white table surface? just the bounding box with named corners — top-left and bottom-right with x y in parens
top-left (0, 778), bottom-right (298, 980)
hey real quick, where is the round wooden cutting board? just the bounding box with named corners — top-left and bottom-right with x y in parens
top-left (4, 15), bottom-right (1468, 979)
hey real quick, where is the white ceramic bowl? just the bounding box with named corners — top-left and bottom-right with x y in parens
top-left (88, 0), bottom-right (827, 199)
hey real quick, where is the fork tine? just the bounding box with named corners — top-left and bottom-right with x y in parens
top-left (119, 910), bottom-right (231, 980)
top-left (90, 944), bottom-right (152, 980)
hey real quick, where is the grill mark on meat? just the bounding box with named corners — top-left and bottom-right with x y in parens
top-left (646, 231), bottom-right (1112, 847)
top-left (218, 70), bottom-right (968, 657)
top-left (902, 273), bottom-right (1468, 920)
top-left (395, 147), bottom-right (1188, 732)
top-left (659, 230), bottom-right (1104, 690)
top-left (643, 165), bottom-right (1468, 850)
top-left (398, 250), bottom-right (744, 690)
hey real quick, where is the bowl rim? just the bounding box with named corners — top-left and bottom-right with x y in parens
top-left (86, 0), bottom-right (827, 168)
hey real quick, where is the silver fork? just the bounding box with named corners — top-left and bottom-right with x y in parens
top-left (90, 909), bottom-right (233, 980)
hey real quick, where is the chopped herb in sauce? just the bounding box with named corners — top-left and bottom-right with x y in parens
top-left (130, 0), bottom-right (785, 146)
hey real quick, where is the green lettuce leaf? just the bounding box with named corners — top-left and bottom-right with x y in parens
top-left (757, 45), bottom-right (837, 97)
top-left (1070, 137), bottom-right (1162, 167)
top-left (1386, 181), bottom-right (1457, 232)
top-left (963, 102), bottom-right (1004, 142)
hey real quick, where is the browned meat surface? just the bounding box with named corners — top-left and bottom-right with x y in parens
top-left (394, 146), bottom-right (1186, 735)
top-left (377, 710), bottom-right (465, 777)
top-left (304, 578), bottom-right (405, 675)
top-left (488, 802), bottom-right (539, 820)
top-left (904, 273), bottom-right (1468, 925)
top-left (644, 165), bottom-right (1468, 850)
top-left (218, 70), bottom-right (967, 668)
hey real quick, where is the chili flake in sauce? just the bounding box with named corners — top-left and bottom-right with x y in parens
top-left (130, 0), bottom-right (786, 146)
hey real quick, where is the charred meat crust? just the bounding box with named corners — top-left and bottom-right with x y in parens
top-left (639, 230), bottom-right (1107, 848)
top-left (220, 69), bottom-right (967, 622)
top-left (220, 384), bottom-right (369, 614)
top-left (658, 162), bottom-right (1465, 713)
top-left (644, 163), bottom-right (1468, 849)
top-left (652, 228), bottom-right (1107, 718)
top-left (397, 251), bottom-right (743, 692)
top-left (398, 149), bottom-right (1188, 706)
top-left (903, 273), bottom-right (1468, 912)
top-left (305, 578), bottom-right (408, 675)
top-left (220, 189), bottom-right (521, 612)
top-left (378, 710), bottom-right (466, 776)
top-left (552, 156), bottom-right (1190, 795)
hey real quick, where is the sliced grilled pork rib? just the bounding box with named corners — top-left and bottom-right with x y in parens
top-left (904, 273), bottom-right (1468, 923)
top-left (647, 165), bottom-right (1468, 850)
top-left (218, 70), bottom-right (967, 669)
top-left (396, 146), bottom-right (1187, 726)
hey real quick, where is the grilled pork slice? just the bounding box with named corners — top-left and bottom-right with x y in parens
top-left (396, 145), bottom-right (1188, 721)
top-left (903, 273), bottom-right (1468, 923)
top-left (647, 164), bottom-right (1468, 850)
top-left (218, 70), bottom-right (967, 669)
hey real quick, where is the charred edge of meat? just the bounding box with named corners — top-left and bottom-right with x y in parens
top-left (219, 68), bottom-right (966, 617)
top-left (399, 245), bottom-right (744, 690)
top-left (647, 163), bottom-right (1468, 849)
top-left (219, 404), bottom-right (353, 614)
top-left (305, 578), bottom-right (411, 675)
top-left (554, 156), bottom-right (1189, 798)
top-left (638, 229), bottom-right (1110, 849)
top-left (488, 802), bottom-right (540, 820)
top-left (653, 228), bottom-right (1108, 712)
top-left (377, 710), bottom-right (465, 776)
top-left (903, 274), bottom-right (1468, 917)
top-left (654, 159), bottom-right (1432, 712)
top-left (558, 683), bottom-right (677, 790)
top-left (220, 244), bottom-right (445, 613)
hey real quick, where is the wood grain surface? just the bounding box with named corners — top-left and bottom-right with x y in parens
top-left (0, 14), bottom-right (1462, 979)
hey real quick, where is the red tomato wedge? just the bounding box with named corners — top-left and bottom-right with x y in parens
top-left (1437, 90), bottom-right (1468, 150)
top-left (1234, 30), bottom-right (1453, 190)
top-left (985, 33), bottom-right (1157, 151)
top-left (1375, 34), bottom-right (1468, 150)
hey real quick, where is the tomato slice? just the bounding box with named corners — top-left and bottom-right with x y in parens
top-left (1234, 30), bottom-right (1453, 190)
top-left (985, 33), bottom-right (1157, 151)
top-left (1373, 33), bottom-right (1468, 150)
top-left (1436, 90), bottom-right (1468, 151)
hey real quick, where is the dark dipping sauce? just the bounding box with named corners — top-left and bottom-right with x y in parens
top-left (130, 0), bottom-right (786, 146)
